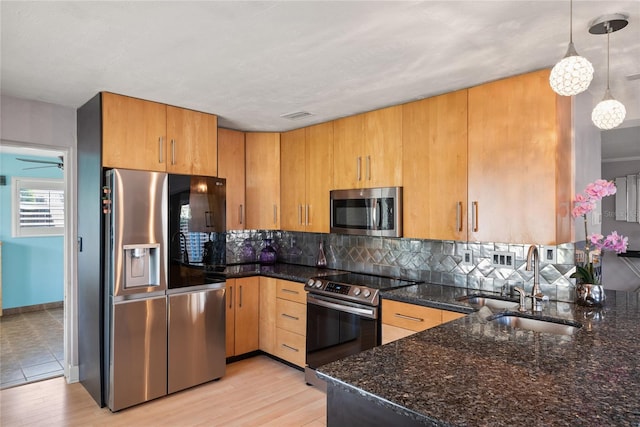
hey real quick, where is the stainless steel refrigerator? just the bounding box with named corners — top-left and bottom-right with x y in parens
top-left (104, 170), bottom-right (227, 411)
top-left (104, 169), bottom-right (169, 411)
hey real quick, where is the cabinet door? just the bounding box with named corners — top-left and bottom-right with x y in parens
top-left (218, 128), bottom-right (246, 230)
top-left (363, 105), bottom-right (403, 188)
top-left (166, 106), bottom-right (218, 176)
top-left (333, 114), bottom-right (364, 189)
top-left (102, 92), bottom-right (166, 171)
top-left (468, 69), bottom-right (568, 244)
top-left (225, 279), bottom-right (236, 357)
top-left (245, 132), bottom-right (281, 229)
top-left (305, 122), bottom-right (333, 232)
top-left (280, 128), bottom-right (307, 232)
top-left (234, 277), bottom-right (260, 355)
top-left (259, 277), bottom-right (277, 354)
top-left (402, 90), bottom-right (468, 240)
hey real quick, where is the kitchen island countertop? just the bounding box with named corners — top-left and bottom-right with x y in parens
top-left (317, 283), bottom-right (640, 426)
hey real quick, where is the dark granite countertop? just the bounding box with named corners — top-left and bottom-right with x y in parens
top-left (317, 283), bottom-right (640, 426)
top-left (222, 262), bottom-right (343, 283)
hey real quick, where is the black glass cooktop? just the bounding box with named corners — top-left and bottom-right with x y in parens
top-left (318, 272), bottom-right (421, 291)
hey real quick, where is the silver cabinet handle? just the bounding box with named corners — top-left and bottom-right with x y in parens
top-left (305, 204), bottom-right (309, 226)
top-left (299, 204), bottom-right (303, 225)
top-left (171, 139), bottom-right (176, 165)
top-left (281, 288), bottom-right (299, 295)
top-left (281, 343), bottom-right (299, 352)
top-left (273, 205), bottom-right (277, 225)
top-left (239, 205), bottom-right (244, 225)
top-left (394, 313), bottom-right (424, 323)
top-left (366, 155), bottom-right (371, 180)
top-left (239, 285), bottom-right (243, 308)
top-left (158, 137), bottom-right (164, 163)
top-left (228, 286), bottom-right (233, 309)
top-left (357, 157), bottom-right (361, 181)
top-left (456, 202), bottom-right (463, 232)
top-left (281, 313), bottom-right (299, 321)
top-left (472, 201), bottom-right (479, 232)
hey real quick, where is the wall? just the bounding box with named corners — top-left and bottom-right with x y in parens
top-left (602, 158), bottom-right (640, 291)
top-left (227, 230), bottom-right (577, 302)
top-left (0, 153), bottom-right (64, 308)
top-left (0, 94), bottom-right (78, 376)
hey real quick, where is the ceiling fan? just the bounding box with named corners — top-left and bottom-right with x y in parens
top-left (17, 155), bottom-right (64, 170)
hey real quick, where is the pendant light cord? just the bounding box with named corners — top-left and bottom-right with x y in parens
top-left (606, 31), bottom-right (611, 91)
top-left (569, 0), bottom-right (573, 43)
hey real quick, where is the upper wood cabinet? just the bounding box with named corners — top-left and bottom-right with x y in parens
top-left (333, 105), bottom-right (402, 189)
top-left (218, 128), bottom-right (246, 230)
top-left (467, 69), bottom-right (572, 245)
top-left (402, 90), bottom-right (468, 241)
top-left (102, 92), bottom-right (167, 172)
top-left (166, 106), bottom-right (217, 176)
top-left (102, 92), bottom-right (218, 176)
top-left (245, 132), bottom-right (281, 230)
top-left (281, 122), bottom-right (333, 232)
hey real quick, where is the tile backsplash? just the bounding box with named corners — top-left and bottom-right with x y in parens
top-left (227, 230), bottom-right (577, 302)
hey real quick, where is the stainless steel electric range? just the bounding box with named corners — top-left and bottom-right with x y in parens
top-left (304, 272), bottom-right (421, 389)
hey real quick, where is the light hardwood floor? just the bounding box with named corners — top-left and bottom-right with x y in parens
top-left (0, 356), bottom-right (327, 426)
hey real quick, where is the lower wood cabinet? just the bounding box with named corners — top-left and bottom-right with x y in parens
top-left (274, 280), bottom-right (307, 367)
top-left (381, 299), bottom-right (466, 345)
top-left (226, 277), bottom-right (260, 357)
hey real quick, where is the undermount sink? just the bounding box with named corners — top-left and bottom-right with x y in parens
top-left (489, 313), bottom-right (582, 336)
top-left (458, 295), bottom-right (520, 311)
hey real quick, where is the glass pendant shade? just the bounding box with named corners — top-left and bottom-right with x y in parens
top-left (549, 42), bottom-right (594, 96)
top-left (592, 89), bottom-right (626, 130)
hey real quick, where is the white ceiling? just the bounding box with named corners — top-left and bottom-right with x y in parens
top-left (1, 1), bottom-right (639, 137)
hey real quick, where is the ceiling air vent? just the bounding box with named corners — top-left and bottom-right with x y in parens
top-left (280, 111), bottom-right (313, 121)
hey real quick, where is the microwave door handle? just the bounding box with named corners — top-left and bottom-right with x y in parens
top-left (374, 198), bottom-right (382, 230)
top-left (370, 198), bottom-right (378, 230)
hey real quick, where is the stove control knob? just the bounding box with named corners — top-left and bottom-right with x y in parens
top-left (315, 280), bottom-right (323, 288)
top-left (307, 279), bottom-right (315, 287)
top-left (362, 289), bottom-right (371, 298)
top-left (353, 288), bottom-right (361, 296)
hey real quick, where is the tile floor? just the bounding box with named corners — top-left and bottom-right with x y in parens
top-left (0, 307), bottom-right (64, 389)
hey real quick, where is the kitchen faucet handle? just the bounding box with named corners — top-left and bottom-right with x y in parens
top-left (514, 287), bottom-right (528, 312)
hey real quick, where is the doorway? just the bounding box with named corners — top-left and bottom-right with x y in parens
top-left (0, 141), bottom-right (73, 388)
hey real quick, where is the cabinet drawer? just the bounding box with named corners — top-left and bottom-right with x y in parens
top-left (382, 300), bottom-right (441, 332)
top-left (276, 298), bottom-right (306, 336)
top-left (276, 280), bottom-right (307, 304)
top-left (275, 328), bottom-right (306, 367)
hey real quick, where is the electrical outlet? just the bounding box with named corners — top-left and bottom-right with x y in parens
top-left (461, 249), bottom-right (473, 266)
top-left (542, 246), bottom-right (557, 264)
top-left (491, 250), bottom-right (516, 269)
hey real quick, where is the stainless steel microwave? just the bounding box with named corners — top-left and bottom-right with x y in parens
top-left (330, 187), bottom-right (402, 237)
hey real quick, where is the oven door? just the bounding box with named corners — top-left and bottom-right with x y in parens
top-left (306, 293), bottom-right (379, 370)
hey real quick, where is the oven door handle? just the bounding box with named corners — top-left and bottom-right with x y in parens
top-left (307, 294), bottom-right (377, 319)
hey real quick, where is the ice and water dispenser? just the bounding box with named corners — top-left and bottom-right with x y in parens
top-left (123, 243), bottom-right (161, 289)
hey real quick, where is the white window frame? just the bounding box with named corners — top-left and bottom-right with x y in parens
top-left (12, 177), bottom-right (65, 237)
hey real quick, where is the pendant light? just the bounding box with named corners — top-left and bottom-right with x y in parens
top-left (549, 0), bottom-right (594, 96)
top-left (590, 14), bottom-right (629, 130)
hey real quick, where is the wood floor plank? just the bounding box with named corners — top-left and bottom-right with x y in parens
top-left (0, 356), bottom-right (327, 426)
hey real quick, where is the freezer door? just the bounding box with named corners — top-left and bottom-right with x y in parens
top-left (108, 296), bottom-right (167, 411)
top-left (168, 286), bottom-right (226, 394)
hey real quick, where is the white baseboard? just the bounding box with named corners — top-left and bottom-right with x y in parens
top-left (66, 364), bottom-right (79, 383)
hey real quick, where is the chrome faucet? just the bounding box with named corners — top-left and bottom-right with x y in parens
top-left (526, 245), bottom-right (543, 312)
